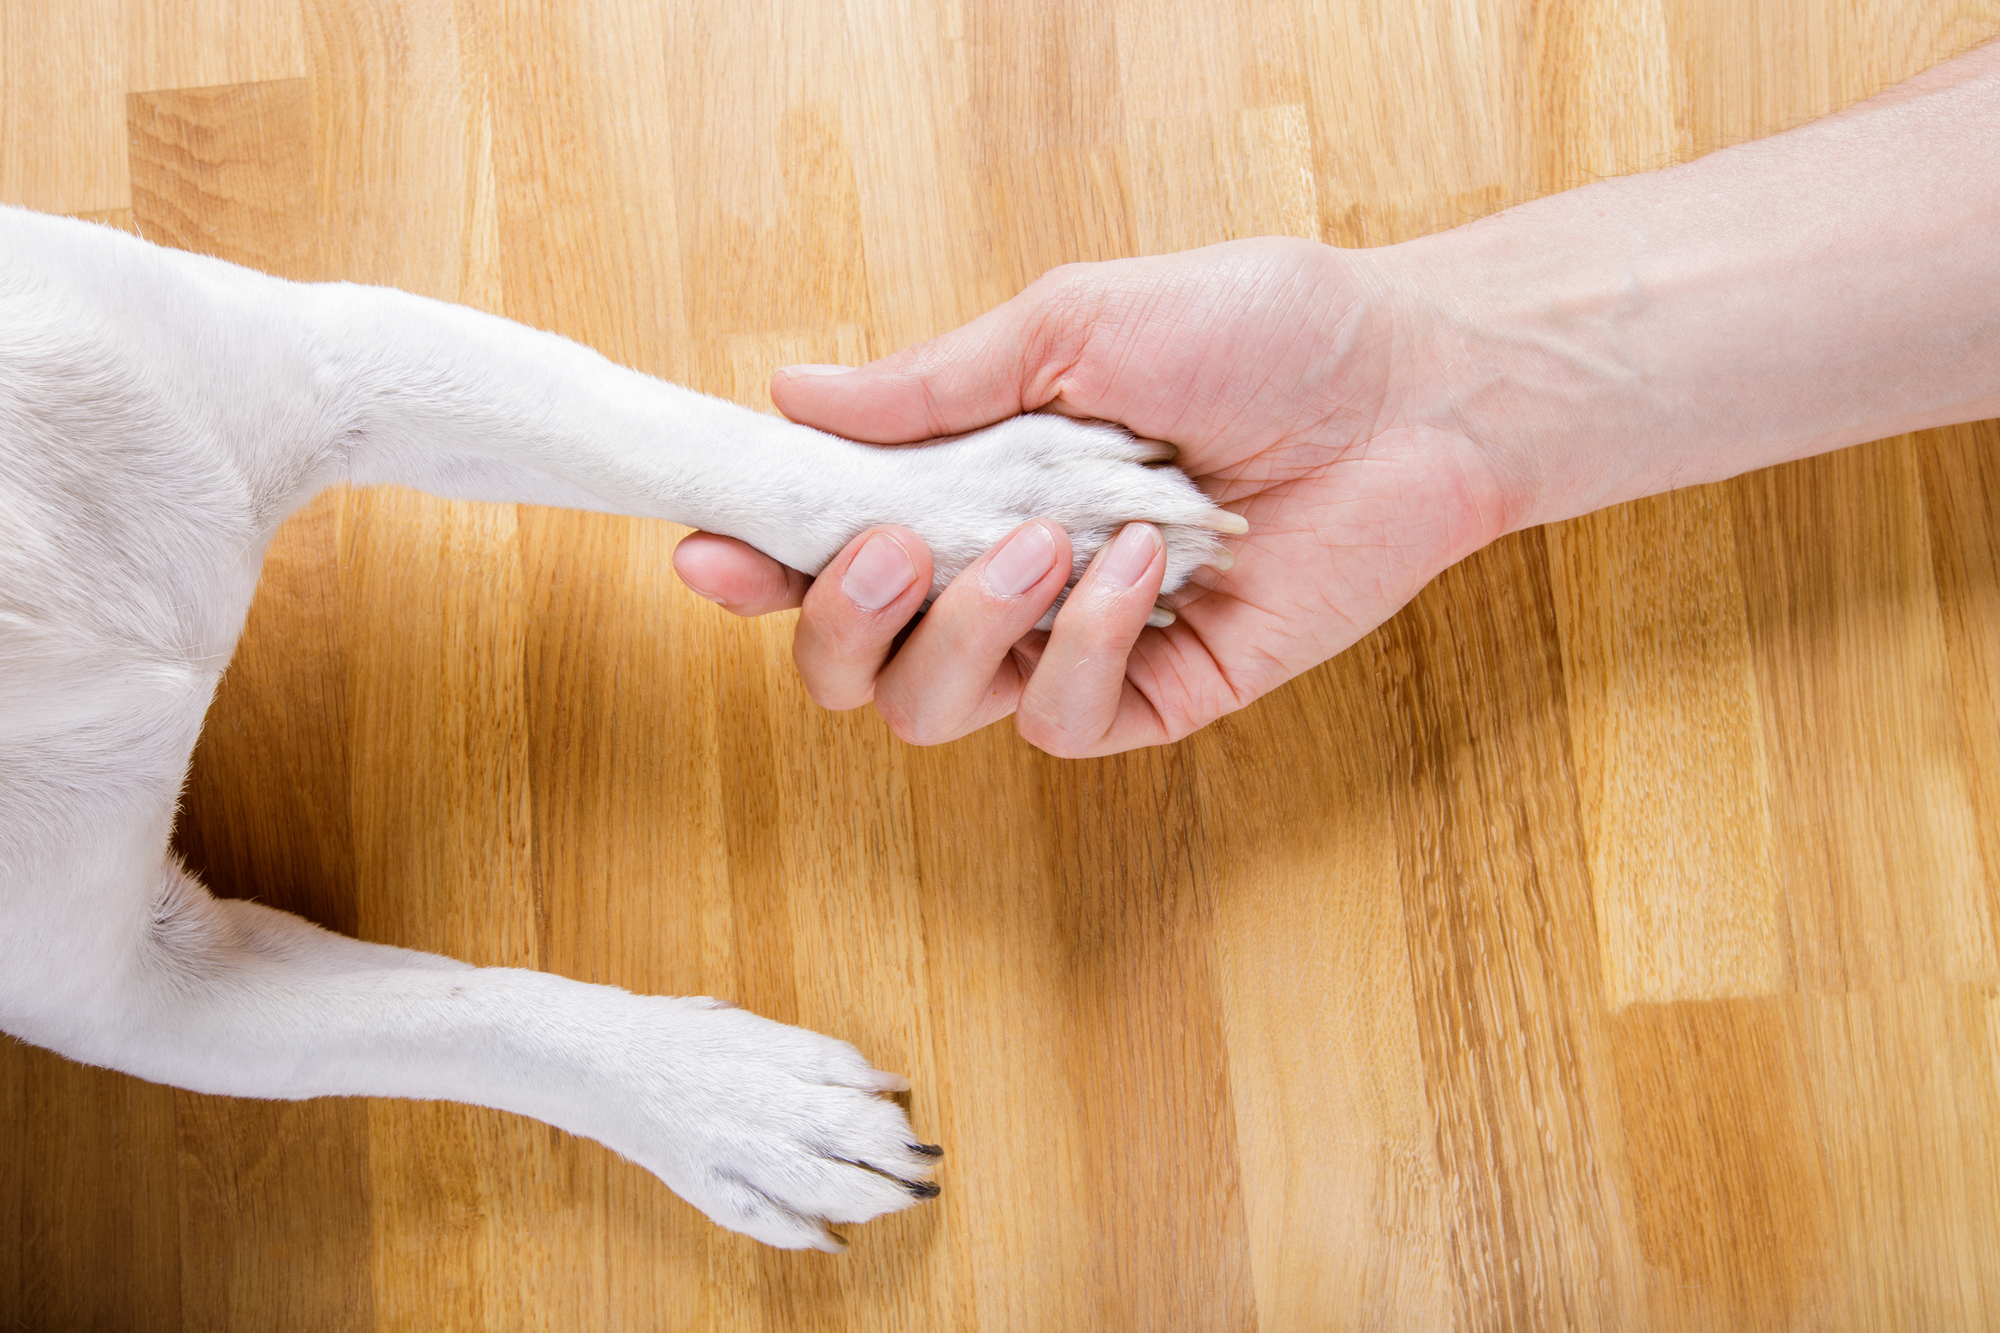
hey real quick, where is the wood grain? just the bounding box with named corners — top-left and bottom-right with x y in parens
top-left (4, 0), bottom-right (2000, 1328)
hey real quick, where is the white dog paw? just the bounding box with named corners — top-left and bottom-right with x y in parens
top-left (613, 999), bottom-right (939, 1251)
top-left (872, 414), bottom-right (1245, 614)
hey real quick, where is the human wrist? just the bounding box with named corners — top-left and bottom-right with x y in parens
top-left (1371, 193), bottom-right (1708, 534)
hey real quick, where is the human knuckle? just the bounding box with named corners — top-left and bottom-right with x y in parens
top-left (1015, 711), bottom-right (1084, 759)
top-left (876, 696), bottom-right (940, 746)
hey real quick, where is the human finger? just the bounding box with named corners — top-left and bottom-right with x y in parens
top-left (673, 531), bottom-right (811, 616)
top-left (870, 520), bottom-right (1073, 746)
top-left (1013, 523), bottom-right (1174, 758)
top-left (790, 527), bottom-right (935, 711)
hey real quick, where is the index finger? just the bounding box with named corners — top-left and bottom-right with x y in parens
top-left (673, 531), bottom-right (812, 616)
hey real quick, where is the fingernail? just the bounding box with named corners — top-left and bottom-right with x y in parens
top-left (841, 532), bottom-right (918, 612)
top-left (777, 363), bottom-right (855, 378)
top-left (983, 523), bottom-right (1059, 598)
top-left (678, 572), bottom-right (729, 607)
top-left (1098, 523), bottom-right (1161, 588)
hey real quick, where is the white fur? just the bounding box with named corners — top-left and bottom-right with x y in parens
top-left (0, 205), bottom-right (1225, 1251)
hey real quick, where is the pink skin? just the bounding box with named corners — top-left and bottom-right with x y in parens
top-left (673, 41), bottom-right (2000, 757)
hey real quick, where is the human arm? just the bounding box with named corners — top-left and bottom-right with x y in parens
top-left (673, 40), bottom-right (2000, 755)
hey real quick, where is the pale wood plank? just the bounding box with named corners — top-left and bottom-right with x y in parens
top-left (303, 0), bottom-right (500, 305)
top-left (959, 0), bottom-right (1134, 284)
top-left (1037, 749), bottom-right (1260, 1332)
top-left (658, 0), bottom-right (877, 396)
top-left (903, 732), bottom-right (1109, 1333)
top-left (727, 328), bottom-right (873, 415)
top-left (0, 0), bottom-right (127, 213)
top-left (338, 487), bottom-right (547, 1328)
top-left (488, 0), bottom-right (694, 381)
top-left (70, 206), bottom-right (140, 233)
top-left (738, 639), bottom-right (958, 1329)
top-left (1126, 104), bottom-right (1319, 254)
top-left (127, 0), bottom-right (307, 94)
top-left (1732, 442), bottom-right (1998, 990)
top-left (1205, 665), bottom-right (1453, 1329)
top-left (1300, 0), bottom-right (1535, 246)
top-left (1549, 490), bottom-right (1787, 1007)
top-left (1805, 982), bottom-right (2000, 1327)
top-left (838, 0), bottom-right (1014, 348)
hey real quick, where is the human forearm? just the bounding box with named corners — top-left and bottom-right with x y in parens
top-left (1381, 40), bottom-right (2000, 530)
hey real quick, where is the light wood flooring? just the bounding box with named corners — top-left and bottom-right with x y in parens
top-left (5, 0), bottom-right (2000, 1328)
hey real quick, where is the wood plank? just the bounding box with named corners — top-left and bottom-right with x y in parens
top-left (902, 732), bottom-right (1101, 1333)
top-left (1919, 420), bottom-right (2000, 945)
top-left (1205, 663), bottom-right (1452, 1329)
top-left (1300, 0), bottom-right (1535, 246)
top-left (1549, 490), bottom-right (1787, 1007)
top-left (1036, 748), bottom-right (1259, 1332)
top-left (517, 506), bottom-right (733, 1325)
top-left (960, 0), bottom-right (1134, 283)
top-left (837, 0), bottom-right (1011, 347)
top-left (128, 80), bottom-right (317, 277)
top-left (1374, 533), bottom-right (1643, 1331)
top-left (128, 0), bottom-right (306, 94)
top-left (303, 0), bottom-right (500, 305)
top-left (0, 1038), bottom-right (21, 1321)
top-left (1610, 998), bottom-right (1832, 1330)
top-left (1731, 442), bottom-right (1998, 990)
top-left (173, 1094), bottom-right (375, 1332)
top-left (1125, 104), bottom-right (1320, 254)
top-left (1804, 982), bottom-right (2000, 1326)
top-left (0, 0), bottom-right (127, 213)
top-left (18, 1050), bottom-right (182, 1332)
top-left (657, 0), bottom-right (877, 395)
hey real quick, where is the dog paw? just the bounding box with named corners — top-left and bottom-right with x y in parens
top-left (871, 414), bottom-right (1244, 618)
top-left (610, 999), bottom-right (938, 1251)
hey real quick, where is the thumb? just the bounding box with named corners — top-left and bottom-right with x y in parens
top-left (770, 285), bottom-right (1079, 444)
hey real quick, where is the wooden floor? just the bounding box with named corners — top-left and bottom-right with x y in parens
top-left (6, 0), bottom-right (2000, 1328)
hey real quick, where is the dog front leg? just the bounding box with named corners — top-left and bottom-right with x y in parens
top-left (297, 282), bottom-right (892, 577)
top-left (6, 856), bottom-right (936, 1251)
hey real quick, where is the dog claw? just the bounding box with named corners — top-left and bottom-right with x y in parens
top-left (1207, 547), bottom-right (1236, 572)
top-left (910, 1142), bottom-right (944, 1157)
top-left (1135, 437), bottom-right (1179, 464)
top-left (1146, 604), bottom-right (1177, 629)
top-left (1198, 510), bottom-right (1250, 534)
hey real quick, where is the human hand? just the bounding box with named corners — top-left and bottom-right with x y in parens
top-left (672, 237), bottom-right (1518, 755)
top-left (675, 42), bottom-right (2000, 757)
